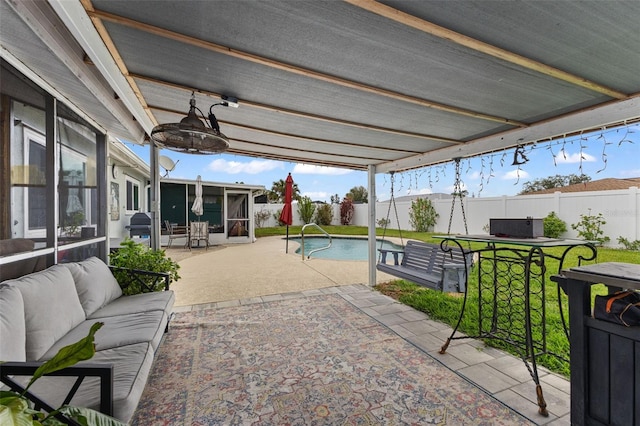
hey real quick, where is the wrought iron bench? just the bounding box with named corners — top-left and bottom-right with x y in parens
top-left (377, 240), bottom-right (471, 292)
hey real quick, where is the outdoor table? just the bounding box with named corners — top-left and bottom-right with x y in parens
top-left (552, 262), bottom-right (640, 426)
top-left (435, 235), bottom-right (597, 416)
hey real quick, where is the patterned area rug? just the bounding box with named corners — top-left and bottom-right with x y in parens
top-left (132, 294), bottom-right (532, 425)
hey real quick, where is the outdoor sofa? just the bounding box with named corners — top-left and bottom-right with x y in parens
top-left (0, 256), bottom-right (174, 423)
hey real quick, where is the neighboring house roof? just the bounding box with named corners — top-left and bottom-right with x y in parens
top-left (523, 177), bottom-right (640, 195)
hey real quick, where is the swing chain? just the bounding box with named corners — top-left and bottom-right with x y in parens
top-left (379, 172), bottom-right (403, 261)
top-left (447, 158), bottom-right (469, 235)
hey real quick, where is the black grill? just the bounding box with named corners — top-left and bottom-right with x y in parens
top-left (128, 212), bottom-right (152, 237)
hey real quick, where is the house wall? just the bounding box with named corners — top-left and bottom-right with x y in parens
top-left (256, 187), bottom-right (640, 247)
top-left (158, 181), bottom-right (260, 246)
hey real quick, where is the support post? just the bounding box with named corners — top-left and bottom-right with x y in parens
top-left (149, 142), bottom-right (161, 250)
top-left (368, 164), bottom-right (376, 286)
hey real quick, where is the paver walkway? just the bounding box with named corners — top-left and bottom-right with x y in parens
top-left (166, 237), bottom-right (571, 425)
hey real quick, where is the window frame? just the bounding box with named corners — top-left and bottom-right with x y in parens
top-left (22, 127), bottom-right (47, 238)
top-left (125, 175), bottom-right (140, 214)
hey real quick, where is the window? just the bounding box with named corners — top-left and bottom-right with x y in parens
top-left (126, 177), bottom-right (140, 213)
top-left (22, 127), bottom-right (47, 238)
top-left (57, 114), bottom-right (97, 243)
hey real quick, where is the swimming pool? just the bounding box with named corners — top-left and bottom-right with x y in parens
top-left (290, 236), bottom-right (403, 261)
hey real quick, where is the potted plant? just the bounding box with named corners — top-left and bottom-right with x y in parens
top-left (109, 239), bottom-right (180, 295)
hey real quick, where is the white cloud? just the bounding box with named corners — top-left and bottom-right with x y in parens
top-left (293, 164), bottom-right (352, 175)
top-left (555, 151), bottom-right (596, 164)
top-left (502, 169), bottom-right (530, 180)
top-left (404, 187), bottom-right (433, 196)
top-left (302, 191), bottom-right (329, 200)
top-left (207, 158), bottom-right (283, 174)
top-left (620, 168), bottom-right (640, 177)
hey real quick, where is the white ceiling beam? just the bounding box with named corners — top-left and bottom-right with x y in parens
top-left (45, 0), bottom-right (151, 141)
top-left (377, 95), bottom-right (640, 173)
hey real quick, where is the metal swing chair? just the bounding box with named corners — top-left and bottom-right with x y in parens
top-left (376, 162), bottom-right (472, 293)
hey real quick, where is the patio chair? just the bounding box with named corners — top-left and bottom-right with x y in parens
top-left (189, 221), bottom-right (209, 250)
top-left (164, 220), bottom-right (188, 249)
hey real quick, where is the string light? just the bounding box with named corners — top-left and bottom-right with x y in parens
top-left (378, 121), bottom-right (636, 198)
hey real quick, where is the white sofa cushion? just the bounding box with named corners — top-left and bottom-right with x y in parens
top-left (19, 342), bottom-right (154, 424)
top-left (64, 257), bottom-right (122, 317)
top-left (9, 265), bottom-right (86, 361)
top-left (41, 311), bottom-right (167, 359)
top-left (88, 290), bottom-right (175, 319)
top-left (0, 284), bottom-right (26, 361)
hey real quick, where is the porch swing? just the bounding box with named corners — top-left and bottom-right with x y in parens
top-left (376, 160), bottom-right (472, 293)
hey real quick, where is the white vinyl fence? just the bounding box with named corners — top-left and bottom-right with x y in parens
top-left (255, 187), bottom-right (640, 248)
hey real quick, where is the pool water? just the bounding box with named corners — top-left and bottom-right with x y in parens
top-left (291, 236), bottom-right (403, 261)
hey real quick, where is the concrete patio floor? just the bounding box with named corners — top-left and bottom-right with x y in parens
top-left (164, 236), bottom-right (571, 425)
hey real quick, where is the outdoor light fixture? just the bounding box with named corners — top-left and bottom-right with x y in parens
top-left (150, 93), bottom-right (236, 154)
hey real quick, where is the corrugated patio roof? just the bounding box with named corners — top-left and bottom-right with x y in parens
top-left (2, 1), bottom-right (639, 172)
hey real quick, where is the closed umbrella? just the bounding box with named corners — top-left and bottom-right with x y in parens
top-left (279, 173), bottom-right (294, 252)
top-left (191, 175), bottom-right (204, 218)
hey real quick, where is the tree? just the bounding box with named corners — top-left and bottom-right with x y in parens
top-left (346, 185), bottom-right (368, 203)
top-left (330, 194), bottom-right (341, 204)
top-left (519, 174), bottom-right (591, 194)
top-left (267, 179), bottom-right (301, 203)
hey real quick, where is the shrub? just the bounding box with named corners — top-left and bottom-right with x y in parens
top-left (571, 210), bottom-right (610, 246)
top-left (543, 211), bottom-right (567, 238)
top-left (340, 197), bottom-right (354, 225)
top-left (314, 203), bottom-right (333, 225)
top-left (273, 209), bottom-right (285, 226)
top-left (617, 236), bottom-right (640, 250)
top-left (408, 198), bottom-right (438, 232)
top-left (297, 196), bottom-right (316, 224)
top-left (377, 217), bottom-right (391, 228)
top-left (254, 209), bottom-right (271, 228)
top-left (109, 239), bottom-right (180, 295)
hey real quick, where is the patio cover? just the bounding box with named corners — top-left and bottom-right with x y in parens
top-left (2, 0), bottom-right (639, 172)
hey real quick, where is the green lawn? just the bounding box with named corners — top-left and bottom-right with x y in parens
top-left (256, 225), bottom-right (640, 376)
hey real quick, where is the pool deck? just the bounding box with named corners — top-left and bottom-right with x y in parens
top-left (164, 235), bottom-right (571, 425)
top-left (165, 235), bottom-right (400, 306)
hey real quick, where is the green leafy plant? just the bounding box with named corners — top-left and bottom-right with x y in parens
top-left (314, 203), bottom-right (333, 226)
top-left (377, 218), bottom-right (391, 228)
top-left (408, 198), bottom-right (439, 232)
top-left (0, 322), bottom-right (126, 426)
top-left (60, 211), bottom-right (85, 237)
top-left (571, 210), bottom-right (610, 246)
top-left (543, 211), bottom-right (567, 238)
top-left (340, 197), bottom-right (354, 225)
top-left (617, 236), bottom-right (640, 251)
top-left (273, 209), bottom-right (285, 226)
top-left (296, 196), bottom-right (316, 224)
top-left (109, 239), bottom-right (180, 295)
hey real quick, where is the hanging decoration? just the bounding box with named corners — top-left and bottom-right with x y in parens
top-left (378, 121), bottom-right (636, 201)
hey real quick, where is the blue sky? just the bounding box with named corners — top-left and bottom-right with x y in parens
top-left (123, 123), bottom-right (639, 202)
